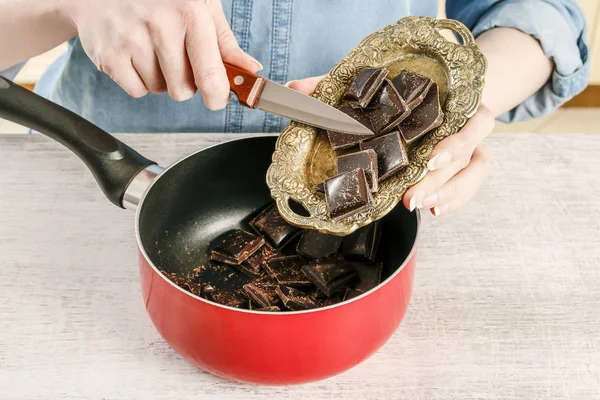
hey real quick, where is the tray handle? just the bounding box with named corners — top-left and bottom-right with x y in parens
top-left (433, 19), bottom-right (476, 47)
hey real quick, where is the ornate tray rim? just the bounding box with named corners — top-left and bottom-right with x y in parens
top-left (266, 16), bottom-right (487, 236)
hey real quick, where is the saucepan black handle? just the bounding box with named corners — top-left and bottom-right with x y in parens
top-left (0, 76), bottom-right (156, 208)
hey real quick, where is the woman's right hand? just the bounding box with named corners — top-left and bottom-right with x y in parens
top-left (66, 0), bottom-right (262, 108)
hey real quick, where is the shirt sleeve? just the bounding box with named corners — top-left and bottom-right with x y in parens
top-left (0, 62), bottom-right (26, 80)
top-left (446, 0), bottom-right (590, 123)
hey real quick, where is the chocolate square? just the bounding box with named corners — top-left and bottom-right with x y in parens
top-left (262, 255), bottom-right (312, 287)
top-left (161, 271), bottom-right (203, 297)
top-left (207, 289), bottom-right (248, 309)
top-left (239, 242), bottom-right (278, 276)
top-left (336, 149), bottom-right (379, 192)
top-left (209, 229), bottom-right (264, 265)
top-left (392, 69), bottom-right (433, 110)
top-left (352, 262), bottom-right (383, 293)
top-left (301, 255), bottom-right (357, 297)
top-left (275, 285), bottom-right (318, 311)
top-left (343, 67), bottom-right (389, 108)
top-left (398, 83), bottom-right (444, 144)
top-left (243, 276), bottom-right (279, 308)
top-left (341, 221), bottom-right (381, 262)
top-left (360, 131), bottom-right (409, 182)
top-left (364, 79), bottom-right (410, 134)
top-left (296, 230), bottom-right (343, 259)
top-left (326, 105), bottom-right (373, 150)
top-left (249, 203), bottom-right (300, 249)
top-left (324, 168), bottom-right (373, 222)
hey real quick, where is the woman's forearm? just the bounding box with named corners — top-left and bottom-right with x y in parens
top-left (476, 27), bottom-right (554, 118)
top-left (0, 0), bottom-right (76, 71)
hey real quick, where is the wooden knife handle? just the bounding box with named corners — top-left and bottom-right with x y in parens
top-left (224, 62), bottom-right (266, 108)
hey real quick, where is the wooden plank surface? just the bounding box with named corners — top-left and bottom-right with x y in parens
top-left (0, 133), bottom-right (599, 400)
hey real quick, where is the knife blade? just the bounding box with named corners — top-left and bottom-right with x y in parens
top-left (224, 63), bottom-right (373, 136)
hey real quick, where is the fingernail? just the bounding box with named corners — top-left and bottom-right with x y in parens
top-left (246, 55), bottom-right (263, 71)
top-left (420, 193), bottom-right (438, 208)
top-left (432, 204), bottom-right (449, 217)
top-left (409, 191), bottom-right (425, 211)
top-left (427, 152), bottom-right (452, 171)
top-left (285, 80), bottom-right (298, 88)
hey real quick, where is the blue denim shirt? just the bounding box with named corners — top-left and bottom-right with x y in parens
top-left (1, 0), bottom-right (590, 133)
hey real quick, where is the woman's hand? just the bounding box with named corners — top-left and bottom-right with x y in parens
top-left (287, 77), bottom-right (493, 217)
top-left (66, 0), bottom-right (262, 108)
top-left (402, 105), bottom-right (493, 216)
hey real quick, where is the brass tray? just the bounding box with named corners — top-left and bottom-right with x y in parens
top-left (266, 16), bottom-right (487, 235)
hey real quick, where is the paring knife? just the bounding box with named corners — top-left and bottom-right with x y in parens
top-left (224, 63), bottom-right (373, 135)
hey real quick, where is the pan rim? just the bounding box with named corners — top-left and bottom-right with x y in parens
top-left (134, 134), bottom-right (421, 315)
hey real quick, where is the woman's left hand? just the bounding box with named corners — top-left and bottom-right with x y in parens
top-left (287, 76), bottom-right (494, 217)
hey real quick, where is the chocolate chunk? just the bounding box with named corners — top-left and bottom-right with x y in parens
top-left (301, 256), bottom-right (357, 297)
top-left (398, 83), bottom-right (444, 144)
top-left (324, 168), bottom-right (373, 222)
top-left (263, 255), bottom-right (312, 287)
top-left (209, 229), bottom-right (264, 265)
top-left (343, 67), bottom-right (389, 108)
top-left (202, 283), bottom-right (215, 299)
top-left (392, 69), bottom-right (433, 110)
top-left (360, 131), bottom-right (409, 181)
top-left (296, 230), bottom-right (343, 259)
top-left (250, 203), bottom-right (300, 248)
top-left (243, 277), bottom-right (279, 308)
top-left (364, 79), bottom-right (410, 134)
top-left (239, 242), bottom-right (278, 276)
top-left (327, 105), bottom-right (373, 150)
top-left (275, 285), bottom-right (318, 310)
top-left (341, 221), bottom-right (381, 262)
top-left (161, 271), bottom-right (202, 296)
top-left (352, 262), bottom-right (383, 293)
top-left (315, 182), bottom-right (325, 193)
top-left (253, 306), bottom-right (281, 312)
top-left (208, 289), bottom-right (248, 309)
top-left (336, 149), bottom-right (379, 192)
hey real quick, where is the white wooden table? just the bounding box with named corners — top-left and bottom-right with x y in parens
top-left (1, 133), bottom-right (599, 400)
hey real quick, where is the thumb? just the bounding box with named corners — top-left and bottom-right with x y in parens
top-left (285, 75), bottom-right (326, 95)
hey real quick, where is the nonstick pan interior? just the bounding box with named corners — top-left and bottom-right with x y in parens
top-left (138, 136), bottom-right (418, 294)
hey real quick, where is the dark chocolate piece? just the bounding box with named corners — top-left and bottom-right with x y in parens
top-left (352, 262), bottom-right (383, 293)
top-left (250, 203), bottom-right (300, 248)
top-left (326, 105), bottom-right (373, 150)
top-left (398, 83), bottom-right (444, 144)
top-left (392, 69), bottom-right (433, 110)
top-left (253, 306), bottom-right (281, 312)
top-left (202, 283), bottom-right (215, 299)
top-left (243, 277), bottom-right (279, 308)
top-left (364, 79), bottom-right (410, 134)
top-left (296, 230), bottom-right (343, 259)
top-left (336, 149), bottom-right (379, 192)
top-left (161, 271), bottom-right (202, 297)
top-left (275, 285), bottom-right (318, 310)
top-left (208, 289), bottom-right (248, 309)
top-left (324, 168), bottom-right (373, 222)
top-left (360, 131), bottom-right (409, 182)
top-left (343, 67), bottom-right (389, 108)
top-left (301, 256), bottom-right (357, 297)
top-left (263, 255), bottom-right (312, 287)
top-left (341, 221), bottom-right (381, 262)
top-left (240, 242), bottom-right (278, 276)
top-left (209, 229), bottom-right (264, 265)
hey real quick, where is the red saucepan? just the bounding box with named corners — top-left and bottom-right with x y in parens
top-left (0, 76), bottom-right (419, 385)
